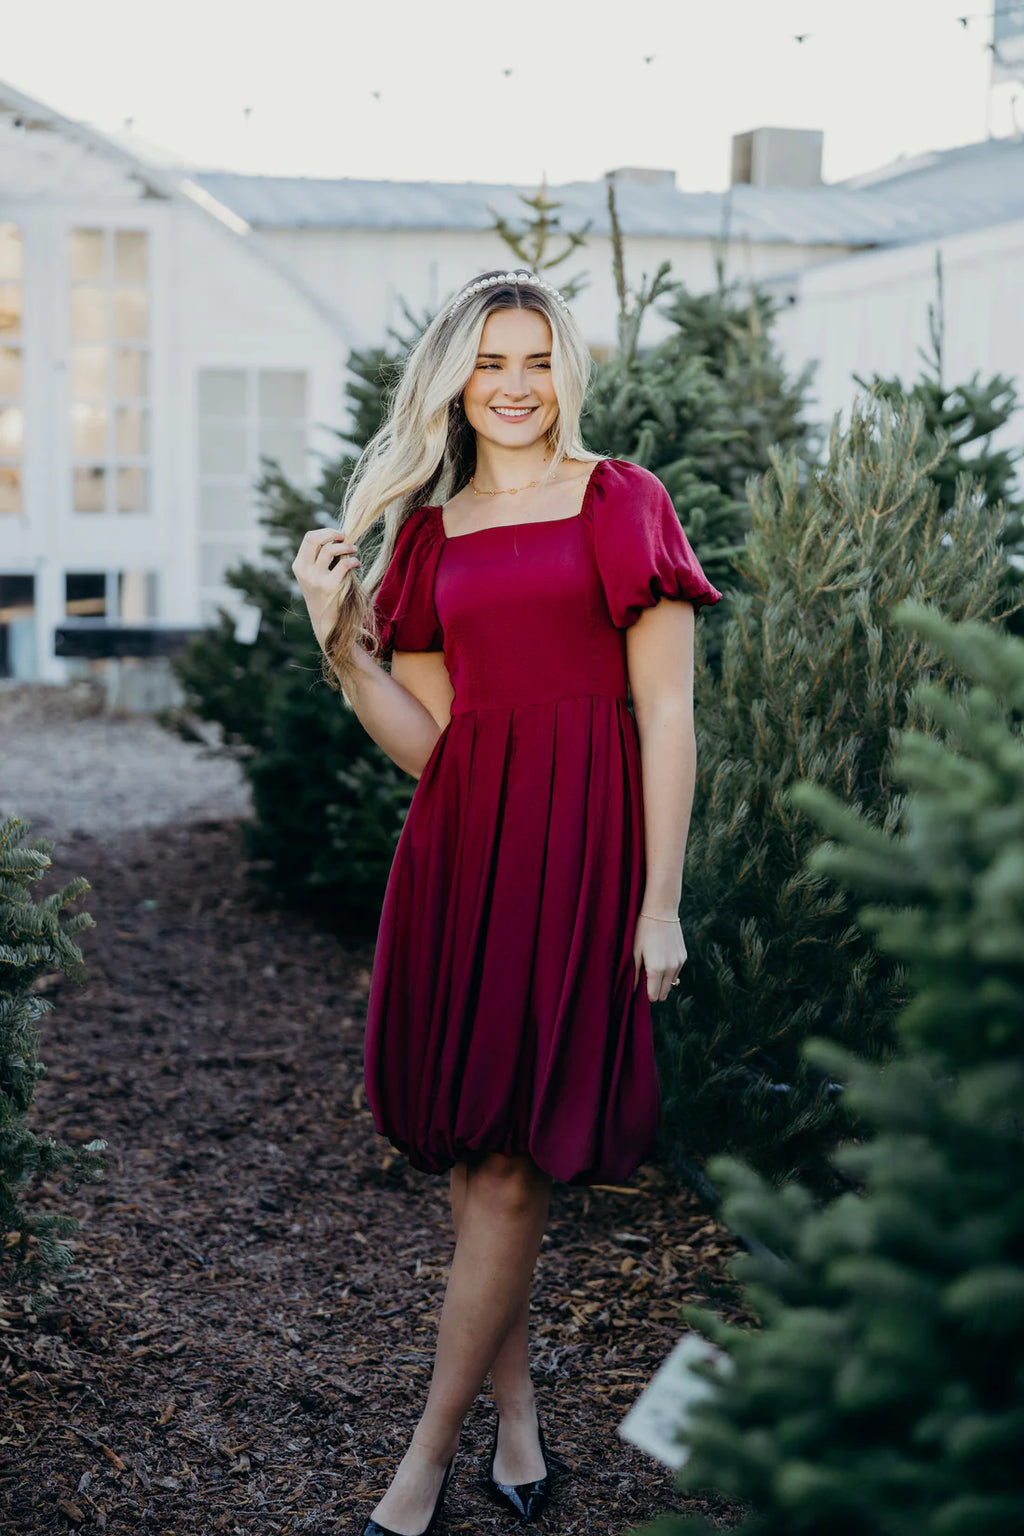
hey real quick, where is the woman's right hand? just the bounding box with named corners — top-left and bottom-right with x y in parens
top-left (291, 529), bottom-right (362, 651)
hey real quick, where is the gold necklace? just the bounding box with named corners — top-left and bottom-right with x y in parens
top-left (469, 474), bottom-right (541, 498)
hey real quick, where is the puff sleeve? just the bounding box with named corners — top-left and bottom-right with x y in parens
top-left (589, 459), bottom-right (723, 627)
top-left (372, 509), bottom-right (444, 662)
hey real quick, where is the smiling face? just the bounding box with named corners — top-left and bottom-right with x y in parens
top-left (461, 306), bottom-right (560, 451)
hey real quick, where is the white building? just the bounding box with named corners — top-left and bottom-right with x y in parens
top-left (766, 139), bottom-right (1024, 433)
top-left (2, 79), bottom-right (1023, 688)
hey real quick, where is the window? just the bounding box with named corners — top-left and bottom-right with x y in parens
top-left (197, 367), bottom-right (308, 619)
top-left (0, 224), bottom-right (23, 515)
top-left (0, 574), bottom-right (35, 679)
top-left (65, 569), bottom-right (158, 620)
top-left (65, 572), bottom-right (107, 618)
top-left (69, 228), bottom-right (150, 514)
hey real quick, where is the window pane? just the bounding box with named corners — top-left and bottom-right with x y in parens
top-left (199, 484), bottom-right (251, 532)
top-left (113, 288), bottom-right (148, 340)
top-left (257, 425), bottom-right (306, 481)
top-left (74, 465), bottom-right (107, 512)
top-left (0, 225), bottom-right (22, 282)
top-left (0, 406), bottom-right (23, 455)
top-left (70, 229), bottom-right (105, 282)
top-left (200, 539), bottom-right (246, 587)
top-left (71, 346), bottom-right (108, 398)
top-left (70, 286), bottom-right (107, 341)
top-left (65, 573), bottom-right (107, 617)
top-left (115, 348), bottom-right (148, 398)
top-left (199, 423), bottom-right (247, 475)
top-left (199, 369), bottom-right (246, 416)
top-left (258, 370), bottom-right (306, 420)
top-left (72, 403), bottom-right (108, 457)
top-left (0, 347), bottom-right (21, 396)
top-left (0, 465), bottom-right (20, 514)
top-left (0, 574), bottom-right (34, 606)
top-left (0, 284), bottom-right (22, 338)
top-left (114, 231), bottom-right (148, 282)
top-left (118, 568), bottom-right (150, 620)
top-left (116, 465), bottom-right (147, 512)
top-left (115, 406), bottom-right (147, 456)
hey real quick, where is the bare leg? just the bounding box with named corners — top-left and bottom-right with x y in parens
top-left (368, 1152), bottom-right (551, 1534)
top-left (449, 1162), bottom-right (548, 1484)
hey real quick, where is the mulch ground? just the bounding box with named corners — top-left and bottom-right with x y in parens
top-left (1, 816), bottom-right (742, 1535)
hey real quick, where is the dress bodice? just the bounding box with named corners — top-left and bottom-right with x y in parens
top-left (372, 457), bottom-right (722, 718)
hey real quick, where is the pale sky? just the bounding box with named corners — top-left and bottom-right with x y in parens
top-left (5, 0), bottom-right (1019, 189)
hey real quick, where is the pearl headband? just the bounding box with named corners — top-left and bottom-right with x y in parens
top-left (445, 270), bottom-right (571, 321)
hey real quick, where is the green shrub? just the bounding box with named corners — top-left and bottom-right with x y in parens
top-left (0, 816), bottom-right (105, 1285)
top-left (646, 604), bottom-right (1024, 1536)
top-left (658, 398), bottom-right (1015, 1189)
top-left (856, 252), bottom-right (1023, 633)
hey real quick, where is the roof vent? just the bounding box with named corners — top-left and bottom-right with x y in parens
top-left (605, 166), bottom-right (677, 189)
top-left (731, 128), bottom-right (823, 188)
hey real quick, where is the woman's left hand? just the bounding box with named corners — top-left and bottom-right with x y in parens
top-left (632, 914), bottom-right (688, 1002)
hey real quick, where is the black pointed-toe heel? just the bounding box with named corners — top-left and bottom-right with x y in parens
top-left (362, 1456), bottom-right (454, 1536)
top-left (484, 1411), bottom-right (552, 1522)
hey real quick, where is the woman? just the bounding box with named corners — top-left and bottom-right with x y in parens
top-left (292, 269), bottom-right (721, 1536)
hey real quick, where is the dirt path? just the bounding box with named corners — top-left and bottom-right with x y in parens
top-left (1, 717), bottom-right (739, 1534)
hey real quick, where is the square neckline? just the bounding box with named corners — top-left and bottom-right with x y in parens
top-left (433, 458), bottom-right (606, 541)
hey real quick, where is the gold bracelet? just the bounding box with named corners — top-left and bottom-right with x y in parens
top-left (639, 912), bottom-right (680, 923)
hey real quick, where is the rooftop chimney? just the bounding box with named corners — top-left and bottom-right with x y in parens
top-left (731, 128), bottom-right (823, 188)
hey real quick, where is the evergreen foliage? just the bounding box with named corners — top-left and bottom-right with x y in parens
top-left (855, 251), bottom-right (1024, 632)
top-left (583, 200), bottom-right (816, 613)
top-left (658, 398), bottom-right (1013, 1189)
top-left (647, 603), bottom-right (1024, 1536)
top-left (604, 179), bottom-right (675, 370)
top-left (487, 177), bottom-right (590, 298)
top-left (0, 816), bottom-right (105, 1284)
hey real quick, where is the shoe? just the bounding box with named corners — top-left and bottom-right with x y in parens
top-left (483, 1410), bottom-right (552, 1521)
top-left (362, 1456), bottom-right (455, 1536)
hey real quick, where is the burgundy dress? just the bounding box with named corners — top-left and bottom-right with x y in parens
top-left (364, 457), bottom-right (722, 1186)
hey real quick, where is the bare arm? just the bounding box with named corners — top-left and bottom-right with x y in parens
top-left (291, 528), bottom-right (453, 779)
top-left (345, 644), bottom-right (452, 778)
top-left (625, 597), bottom-right (696, 1002)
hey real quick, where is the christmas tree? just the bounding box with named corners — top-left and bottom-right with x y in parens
top-left (856, 250), bottom-right (1023, 632)
top-left (584, 183), bottom-right (816, 619)
top-left (658, 397), bottom-right (1012, 1190)
top-left (487, 177), bottom-right (590, 299)
top-left (0, 816), bottom-right (104, 1284)
top-left (647, 602), bottom-right (1024, 1536)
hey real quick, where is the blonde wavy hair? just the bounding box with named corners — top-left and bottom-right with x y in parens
top-left (321, 269), bottom-right (600, 696)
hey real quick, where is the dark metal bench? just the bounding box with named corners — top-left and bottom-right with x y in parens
top-left (54, 622), bottom-right (205, 660)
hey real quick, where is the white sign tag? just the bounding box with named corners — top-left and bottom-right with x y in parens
top-left (618, 1332), bottom-right (731, 1470)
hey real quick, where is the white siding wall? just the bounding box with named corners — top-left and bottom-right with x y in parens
top-left (773, 217), bottom-right (1024, 467)
top-left (257, 224), bottom-right (852, 353)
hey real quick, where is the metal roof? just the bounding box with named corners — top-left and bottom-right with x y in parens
top-left (189, 170), bottom-right (929, 247)
top-left (836, 135), bottom-right (1024, 242)
top-left (190, 137), bottom-right (1024, 250)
